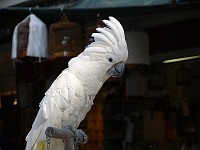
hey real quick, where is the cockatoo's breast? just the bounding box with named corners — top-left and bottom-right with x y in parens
top-left (46, 68), bottom-right (96, 129)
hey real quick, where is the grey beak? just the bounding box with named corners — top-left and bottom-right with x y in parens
top-left (108, 63), bottom-right (125, 77)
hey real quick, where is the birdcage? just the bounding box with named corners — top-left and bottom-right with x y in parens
top-left (85, 15), bottom-right (103, 46)
top-left (49, 14), bottom-right (83, 59)
top-left (16, 18), bottom-right (30, 59)
top-left (11, 14), bottom-right (48, 62)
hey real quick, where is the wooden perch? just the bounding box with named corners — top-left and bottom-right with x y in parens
top-left (45, 127), bottom-right (88, 150)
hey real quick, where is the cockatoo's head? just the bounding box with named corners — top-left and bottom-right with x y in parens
top-left (81, 16), bottom-right (128, 79)
top-left (68, 16), bottom-right (128, 95)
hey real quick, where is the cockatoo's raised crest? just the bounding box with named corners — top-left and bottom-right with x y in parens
top-left (84, 17), bottom-right (127, 59)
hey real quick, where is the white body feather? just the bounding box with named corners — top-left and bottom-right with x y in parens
top-left (25, 16), bottom-right (128, 150)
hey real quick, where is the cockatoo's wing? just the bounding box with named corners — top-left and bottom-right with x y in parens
top-left (25, 69), bottom-right (84, 150)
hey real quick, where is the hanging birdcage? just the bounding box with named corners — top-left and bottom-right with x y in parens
top-left (11, 14), bottom-right (48, 62)
top-left (49, 14), bottom-right (83, 59)
top-left (85, 15), bottom-right (103, 46)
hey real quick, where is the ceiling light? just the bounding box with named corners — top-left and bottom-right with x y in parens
top-left (163, 55), bottom-right (200, 63)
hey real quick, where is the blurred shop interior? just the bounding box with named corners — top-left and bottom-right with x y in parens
top-left (1, 0), bottom-right (200, 149)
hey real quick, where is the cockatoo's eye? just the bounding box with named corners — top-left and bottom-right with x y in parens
top-left (108, 58), bottom-right (113, 62)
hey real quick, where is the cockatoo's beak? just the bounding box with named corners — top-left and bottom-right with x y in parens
top-left (108, 62), bottom-right (125, 77)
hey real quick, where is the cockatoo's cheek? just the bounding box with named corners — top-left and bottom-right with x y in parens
top-left (108, 62), bottom-right (125, 78)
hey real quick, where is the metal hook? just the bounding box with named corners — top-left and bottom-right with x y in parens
top-left (61, 7), bottom-right (65, 15)
top-left (29, 7), bottom-right (32, 14)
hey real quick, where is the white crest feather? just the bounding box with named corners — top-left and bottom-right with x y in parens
top-left (91, 32), bottom-right (113, 46)
top-left (84, 46), bottom-right (107, 54)
top-left (96, 27), bottom-right (117, 45)
top-left (102, 19), bottom-right (121, 41)
top-left (108, 16), bottom-right (125, 39)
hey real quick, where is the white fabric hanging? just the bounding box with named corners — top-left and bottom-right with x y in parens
top-left (11, 14), bottom-right (48, 59)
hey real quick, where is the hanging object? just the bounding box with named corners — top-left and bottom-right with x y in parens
top-left (165, 119), bottom-right (173, 141)
top-left (49, 13), bottom-right (82, 59)
top-left (125, 30), bottom-right (150, 65)
top-left (126, 70), bottom-right (148, 97)
top-left (85, 13), bottom-right (103, 46)
top-left (176, 66), bottom-right (191, 86)
top-left (11, 13), bottom-right (48, 62)
top-left (0, 90), bottom-right (2, 109)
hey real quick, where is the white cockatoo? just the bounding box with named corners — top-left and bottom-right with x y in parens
top-left (25, 16), bottom-right (128, 150)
